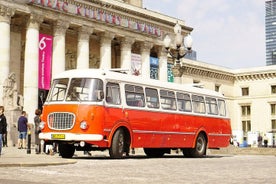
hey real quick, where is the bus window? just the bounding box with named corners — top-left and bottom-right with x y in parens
top-left (66, 78), bottom-right (103, 102)
top-left (106, 82), bottom-right (121, 105)
top-left (145, 88), bottom-right (159, 109)
top-left (218, 99), bottom-right (226, 116)
top-left (192, 95), bottom-right (206, 114)
top-left (160, 90), bottom-right (176, 110)
top-left (206, 97), bottom-right (218, 115)
top-left (177, 92), bottom-right (192, 112)
top-left (125, 84), bottom-right (145, 107)
top-left (48, 78), bottom-right (68, 101)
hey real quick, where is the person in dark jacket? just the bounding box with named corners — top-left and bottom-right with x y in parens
top-left (0, 106), bottom-right (7, 155)
top-left (34, 109), bottom-right (41, 154)
top-left (17, 111), bottom-right (28, 149)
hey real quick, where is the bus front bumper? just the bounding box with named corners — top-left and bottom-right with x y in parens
top-left (39, 132), bottom-right (103, 141)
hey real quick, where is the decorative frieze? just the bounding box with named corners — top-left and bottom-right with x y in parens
top-left (184, 64), bottom-right (235, 82)
top-left (235, 72), bottom-right (276, 81)
top-left (27, 0), bottom-right (162, 37)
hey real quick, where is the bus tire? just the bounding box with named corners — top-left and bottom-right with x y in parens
top-left (143, 148), bottom-right (165, 158)
top-left (109, 128), bottom-right (125, 159)
top-left (188, 133), bottom-right (207, 158)
top-left (59, 143), bottom-right (75, 158)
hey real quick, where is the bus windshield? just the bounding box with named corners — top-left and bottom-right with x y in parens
top-left (47, 78), bottom-right (103, 102)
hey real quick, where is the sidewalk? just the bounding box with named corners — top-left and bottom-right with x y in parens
top-left (209, 145), bottom-right (276, 155)
top-left (0, 146), bottom-right (76, 167)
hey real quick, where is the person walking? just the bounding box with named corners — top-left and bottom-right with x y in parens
top-left (17, 111), bottom-right (28, 149)
top-left (34, 109), bottom-right (41, 154)
top-left (0, 106), bottom-right (7, 156)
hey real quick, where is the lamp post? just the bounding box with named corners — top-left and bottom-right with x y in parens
top-left (163, 22), bottom-right (193, 83)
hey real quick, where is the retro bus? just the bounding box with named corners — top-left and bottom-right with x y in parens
top-left (39, 69), bottom-right (231, 158)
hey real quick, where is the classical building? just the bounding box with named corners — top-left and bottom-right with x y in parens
top-left (182, 60), bottom-right (276, 145)
top-left (0, 0), bottom-right (275, 146)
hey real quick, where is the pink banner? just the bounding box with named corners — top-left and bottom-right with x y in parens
top-left (39, 34), bottom-right (53, 90)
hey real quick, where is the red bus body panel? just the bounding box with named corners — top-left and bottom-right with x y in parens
top-left (41, 103), bottom-right (231, 149)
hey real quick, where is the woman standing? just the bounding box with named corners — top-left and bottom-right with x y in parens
top-left (34, 109), bottom-right (41, 154)
top-left (0, 106), bottom-right (7, 156)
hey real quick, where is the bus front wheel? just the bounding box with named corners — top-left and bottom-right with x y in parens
top-left (109, 128), bottom-right (126, 158)
top-left (59, 143), bottom-right (75, 158)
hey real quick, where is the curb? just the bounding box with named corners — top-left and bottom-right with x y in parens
top-left (0, 160), bottom-right (77, 167)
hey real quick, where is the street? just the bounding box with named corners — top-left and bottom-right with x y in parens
top-left (0, 151), bottom-right (275, 184)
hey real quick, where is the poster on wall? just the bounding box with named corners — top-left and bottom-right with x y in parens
top-left (39, 33), bottom-right (53, 90)
top-left (131, 53), bottom-right (142, 76)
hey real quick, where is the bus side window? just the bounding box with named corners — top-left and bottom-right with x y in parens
top-left (192, 95), bottom-right (206, 114)
top-left (160, 90), bottom-right (176, 110)
top-left (206, 97), bottom-right (218, 115)
top-left (106, 82), bottom-right (121, 105)
top-left (125, 84), bottom-right (145, 107)
top-left (145, 88), bottom-right (159, 109)
top-left (218, 99), bottom-right (226, 116)
top-left (177, 92), bottom-right (192, 112)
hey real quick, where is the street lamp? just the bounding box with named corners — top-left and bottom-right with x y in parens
top-left (163, 22), bottom-right (193, 65)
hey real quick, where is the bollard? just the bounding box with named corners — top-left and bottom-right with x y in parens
top-left (27, 129), bottom-right (31, 154)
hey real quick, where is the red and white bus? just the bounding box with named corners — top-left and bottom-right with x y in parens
top-left (39, 69), bottom-right (231, 158)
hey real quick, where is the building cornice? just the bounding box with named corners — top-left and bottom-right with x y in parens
top-left (183, 62), bottom-right (235, 82)
top-left (22, 0), bottom-right (192, 39)
top-left (235, 71), bottom-right (276, 81)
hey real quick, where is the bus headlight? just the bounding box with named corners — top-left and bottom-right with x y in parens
top-left (80, 121), bottom-right (88, 130)
top-left (39, 122), bottom-right (45, 130)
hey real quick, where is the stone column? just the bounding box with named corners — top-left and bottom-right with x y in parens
top-left (77, 26), bottom-right (93, 69)
top-left (52, 20), bottom-right (69, 77)
top-left (120, 37), bottom-right (134, 74)
top-left (99, 32), bottom-right (114, 69)
top-left (23, 13), bottom-right (43, 120)
top-left (172, 63), bottom-right (184, 84)
top-left (0, 6), bottom-right (14, 105)
top-left (158, 47), bottom-right (168, 82)
top-left (141, 41), bottom-right (152, 78)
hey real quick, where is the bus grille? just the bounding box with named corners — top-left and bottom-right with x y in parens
top-left (48, 112), bottom-right (75, 130)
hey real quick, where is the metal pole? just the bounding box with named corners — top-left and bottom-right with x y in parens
top-left (27, 129), bottom-right (31, 154)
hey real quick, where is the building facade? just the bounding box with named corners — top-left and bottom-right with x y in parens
top-left (0, 0), bottom-right (275, 146)
top-left (182, 60), bottom-right (276, 145)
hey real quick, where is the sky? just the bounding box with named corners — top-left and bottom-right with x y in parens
top-left (143, 0), bottom-right (266, 69)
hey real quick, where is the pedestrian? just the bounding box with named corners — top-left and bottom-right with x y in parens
top-left (34, 109), bottom-right (42, 154)
top-left (263, 134), bottom-right (268, 147)
top-left (0, 106), bottom-right (7, 156)
top-left (257, 134), bottom-right (263, 147)
top-left (17, 111), bottom-right (28, 149)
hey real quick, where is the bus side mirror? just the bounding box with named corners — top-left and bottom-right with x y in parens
top-left (97, 90), bottom-right (104, 101)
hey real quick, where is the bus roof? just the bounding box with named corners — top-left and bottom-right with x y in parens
top-left (54, 69), bottom-right (225, 98)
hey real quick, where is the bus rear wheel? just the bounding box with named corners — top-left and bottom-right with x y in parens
top-left (183, 133), bottom-right (207, 158)
top-left (109, 128), bottom-right (126, 158)
top-left (59, 143), bottom-right (75, 158)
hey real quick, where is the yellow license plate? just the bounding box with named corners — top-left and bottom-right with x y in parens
top-left (51, 134), bottom-right (65, 139)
